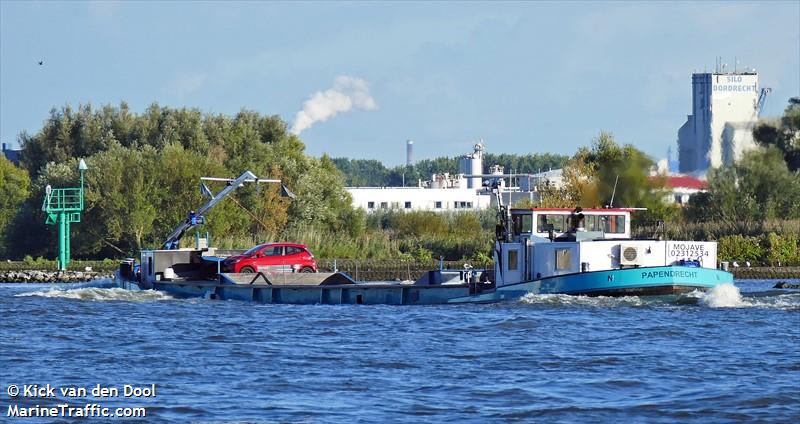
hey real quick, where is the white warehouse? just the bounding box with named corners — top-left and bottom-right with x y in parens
top-left (347, 186), bottom-right (493, 212)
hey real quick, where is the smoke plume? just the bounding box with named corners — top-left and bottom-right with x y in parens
top-left (291, 76), bottom-right (377, 135)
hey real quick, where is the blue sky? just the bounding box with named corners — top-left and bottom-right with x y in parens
top-left (1, 1), bottom-right (798, 166)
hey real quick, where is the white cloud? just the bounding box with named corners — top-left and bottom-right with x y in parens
top-left (291, 76), bottom-right (377, 135)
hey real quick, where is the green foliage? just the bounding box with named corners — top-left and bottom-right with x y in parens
top-left (0, 157), bottom-right (30, 256)
top-left (686, 147), bottom-right (800, 223)
top-left (2, 102), bottom-right (357, 259)
top-left (407, 246), bottom-right (434, 262)
top-left (717, 235), bottom-right (763, 264)
top-left (450, 212), bottom-right (483, 238)
top-left (753, 97), bottom-right (800, 172)
top-left (331, 158), bottom-right (388, 186)
top-left (405, 233), bottom-right (493, 262)
top-left (715, 233), bottom-right (800, 266)
top-left (763, 233), bottom-right (800, 266)
top-left (392, 211), bottom-right (448, 238)
top-left (548, 131), bottom-right (673, 224)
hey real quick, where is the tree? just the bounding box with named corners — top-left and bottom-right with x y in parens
top-left (288, 154), bottom-right (356, 233)
top-left (0, 157), bottom-right (30, 257)
top-left (4, 102), bottom-right (361, 258)
top-left (331, 158), bottom-right (389, 186)
top-left (686, 146), bottom-right (800, 223)
top-left (753, 97), bottom-right (800, 172)
top-left (551, 132), bottom-right (672, 222)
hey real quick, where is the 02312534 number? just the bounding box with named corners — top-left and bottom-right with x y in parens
top-left (669, 249), bottom-right (709, 257)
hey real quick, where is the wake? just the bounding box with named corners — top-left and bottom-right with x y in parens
top-left (15, 287), bottom-right (173, 302)
top-left (519, 283), bottom-right (799, 310)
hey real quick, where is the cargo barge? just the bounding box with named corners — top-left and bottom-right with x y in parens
top-left (115, 171), bottom-right (733, 304)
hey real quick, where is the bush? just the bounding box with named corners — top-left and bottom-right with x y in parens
top-left (393, 211), bottom-right (449, 238)
top-left (717, 235), bottom-right (762, 264)
top-left (763, 233), bottom-right (800, 266)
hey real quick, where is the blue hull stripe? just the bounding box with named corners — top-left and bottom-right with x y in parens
top-left (449, 266), bottom-right (733, 303)
top-left (519, 265), bottom-right (728, 291)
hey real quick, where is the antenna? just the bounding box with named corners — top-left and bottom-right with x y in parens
top-left (609, 174), bottom-right (620, 207)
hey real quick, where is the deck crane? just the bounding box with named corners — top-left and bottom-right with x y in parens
top-left (162, 171), bottom-right (295, 250)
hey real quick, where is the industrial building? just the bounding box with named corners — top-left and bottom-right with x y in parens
top-left (677, 67), bottom-right (770, 174)
top-left (347, 142), bottom-right (563, 212)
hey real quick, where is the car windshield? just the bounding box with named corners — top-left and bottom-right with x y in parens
top-left (243, 244), bottom-right (265, 256)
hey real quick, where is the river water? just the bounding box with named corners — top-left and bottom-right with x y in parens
top-left (1, 280), bottom-right (798, 423)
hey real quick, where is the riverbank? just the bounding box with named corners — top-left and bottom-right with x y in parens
top-left (0, 270), bottom-right (114, 283)
top-left (2, 264), bottom-right (798, 284)
top-left (731, 266), bottom-right (800, 280)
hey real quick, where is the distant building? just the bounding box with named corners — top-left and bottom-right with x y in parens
top-left (1, 142), bottom-right (22, 165)
top-left (348, 186), bottom-right (492, 212)
top-left (458, 141), bottom-right (484, 189)
top-left (346, 142), bottom-right (561, 212)
top-left (658, 175), bottom-right (708, 205)
top-left (677, 70), bottom-right (767, 174)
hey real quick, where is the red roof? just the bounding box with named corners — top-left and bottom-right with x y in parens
top-left (659, 176), bottom-right (708, 190)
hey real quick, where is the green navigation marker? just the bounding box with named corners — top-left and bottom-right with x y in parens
top-left (42, 159), bottom-right (88, 270)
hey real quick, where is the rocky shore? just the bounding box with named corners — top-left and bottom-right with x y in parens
top-left (731, 266), bottom-right (800, 280)
top-left (0, 270), bottom-right (114, 283)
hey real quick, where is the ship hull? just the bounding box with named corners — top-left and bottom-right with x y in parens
top-left (449, 265), bottom-right (734, 303)
top-left (116, 265), bottom-right (732, 305)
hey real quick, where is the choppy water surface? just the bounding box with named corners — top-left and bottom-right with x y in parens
top-left (1, 280), bottom-right (798, 423)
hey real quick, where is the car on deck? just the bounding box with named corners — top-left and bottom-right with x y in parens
top-left (222, 242), bottom-right (318, 273)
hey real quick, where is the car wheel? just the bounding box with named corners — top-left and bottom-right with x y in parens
top-left (240, 266), bottom-right (255, 273)
top-left (300, 266), bottom-right (315, 273)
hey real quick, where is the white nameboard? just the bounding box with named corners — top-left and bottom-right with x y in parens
top-left (666, 241), bottom-right (717, 268)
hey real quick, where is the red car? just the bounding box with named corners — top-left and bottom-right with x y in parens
top-left (222, 242), bottom-right (318, 273)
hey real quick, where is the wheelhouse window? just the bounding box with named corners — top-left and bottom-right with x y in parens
top-left (537, 214), bottom-right (567, 232)
top-left (512, 214), bottom-right (533, 234)
top-left (601, 215), bottom-right (626, 234)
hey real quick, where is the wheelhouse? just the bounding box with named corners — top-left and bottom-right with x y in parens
top-left (510, 207), bottom-right (632, 241)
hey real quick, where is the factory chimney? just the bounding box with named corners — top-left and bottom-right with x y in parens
top-left (406, 140), bottom-right (414, 166)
